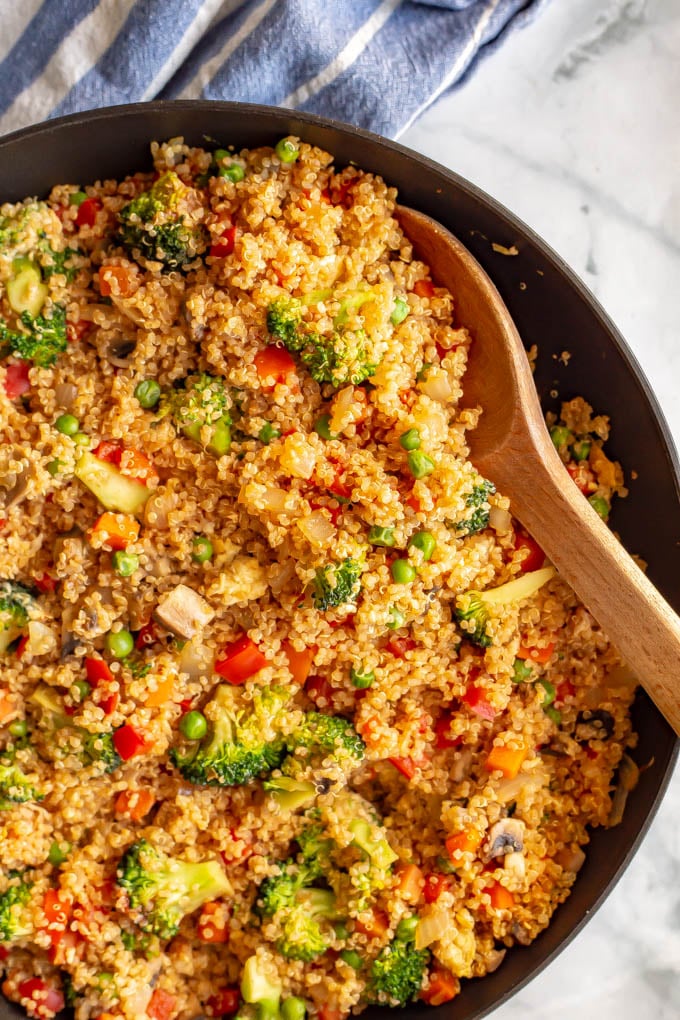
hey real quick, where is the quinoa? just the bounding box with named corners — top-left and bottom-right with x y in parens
top-left (0, 136), bottom-right (637, 1020)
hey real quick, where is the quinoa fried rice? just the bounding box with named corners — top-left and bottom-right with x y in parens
top-left (0, 135), bottom-right (637, 1020)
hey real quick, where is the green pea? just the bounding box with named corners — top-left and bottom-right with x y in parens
top-left (112, 551), bottom-right (139, 577)
top-left (399, 428), bottom-right (421, 451)
top-left (416, 363), bottom-right (432, 382)
top-left (213, 149), bottom-right (230, 163)
top-left (549, 425), bottom-right (573, 451)
top-left (48, 840), bottom-right (71, 866)
top-left (259, 422), bottom-right (281, 444)
top-left (408, 530), bottom-right (436, 561)
top-left (391, 559), bottom-right (416, 584)
top-left (395, 916), bottom-right (419, 941)
top-left (219, 163), bottom-right (245, 183)
top-left (281, 998), bottom-right (306, 1020)
top-left (350, 666), bottom-right (375, 689)
top-left (313, 414), bottom-right (336, 441)
top-left (105, 629), bottom-right (134, 659)
top-left (68, 191), bottom-right (88, 207)
top-left (339, 949), bottom-right (363, 970)
top-left (55, 413), bottom-right (79, 436)
top-left (191, 537), bottom-right (214, 564)
top-left (390, 297), bottom-right (409, 326)
top-left (46, 459), bottom-right (62, 477)
top-left (407, 450), bottom-right (435, 479)
top-left (386, 605), bottom-right (406, 630)
top-left (333, 922), bottom-right (350, 940)
top-left (368, 526), bottom-right (396, 548)
top-left (572, 439), bottom-right (591, 462)
top-left (588, 494), bottom-right (610, 521)
top-left (134, 379), bottom-right (161, 409)
top-left (539, 679), bottom-right (556, 708)
top-left (8, 718), bottom-right (28, 739)
top-left (179, 710), bottom-right (207, 741)
top-left (512, 658), bottom-right (533, 683)
top-left (545, 706), bottom-right (562, 726)
top-left (72, 432), bottom-right (90, 447)
top-left (275, 137), bottom-right (300, 163)
top-left (72, 679), bottom-right (92, 702)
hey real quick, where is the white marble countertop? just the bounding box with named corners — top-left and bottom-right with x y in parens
top-left (404, 1), bottom-right (680, 1015)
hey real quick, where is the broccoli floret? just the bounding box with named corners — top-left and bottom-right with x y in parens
top-left (241, 954), bottom-right (282, 1020)
top-left (40, 245), bottom-right (79, 282)
top-left (28, 684), bottom-right (70, 729)
top-left (0, 306), bottom-right (67, 368)
top-left (0, 872), bottom-right (33, 943)
top-left (288, 712), bottom-right (365, 762)
top-left (0, 759), bottom-right (43, 810)
top-left (0, 580), bottom-right (34, 654)
top-left (116, 838), bottom-right (232, 940)
top-left (332, 290), bottom-right (375, 328)
top-left (81, 731), bottom-right (122, 774)
top-left (455, 478), bottom-right (496, 536)
top-left (368, 920), bottom-right (429, 1005)
top-left (258, 860), bottom-right (338, 961)
top-left (296, 822), bottom-right (334, 878)
top-left (171, 685), bottom-right (287, 787)
top-left (349, 819), bottom-right (398, 873)
top-left (455, 566), bottom-right (556, 648)
top-left (118, 171), bottom-right (206, 269)
top-left (158, 373), bottom-right (232, 456)
top-left (311, 557), bottom-right (363, 611)
top-left (266, 299), bottom-right (306, 349)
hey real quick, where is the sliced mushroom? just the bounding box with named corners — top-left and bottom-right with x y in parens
top-left (154, 584), bottom-right (214, 640)
top-left (575, 708), bottom-right (615, 742)
top-left (485, 948), bottom-right (507, 974)
top-left (511, 922), bottom-right (532, 946)
top-left (1, 458), bottom-right (34, 510)
top-left (608, 753), bottom-right (640, 827)
top-left (485, 818), bottom-right (525, 860)
top-left (106, 335), bottom-right (137, 368)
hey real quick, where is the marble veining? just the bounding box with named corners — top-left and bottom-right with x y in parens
top-left (403, 0), bottom-right (680, 1015)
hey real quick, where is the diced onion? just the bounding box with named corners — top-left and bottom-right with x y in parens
top-left (179, 639), bottom-right (214, 681)
top-left (419, 367), bottom-right (453, 403)
top-left (54, 382), bottom-right (78, 408)
top-left (489, 506), bottom-right (512, 534)
top-left (28, 620), bottom-right (58, 656)
top-left (555, 846), bottom-right (586, 873)
top-left (297, 512), bottom-right (335, 546)
top-left (415, 905), bottom-right (450, 950)
top-left (280, 434), bottom-right (317, 479)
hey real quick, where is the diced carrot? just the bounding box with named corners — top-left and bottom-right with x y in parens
top-left (354, 909), bottom-right (390, 940)
top-left (513, 533), bottom-right (545, 572)
top-left (395, 863), bottom-right (424, 903)
top-left (89, 512), bottom-right (139, 551)
top-left (388, 755), bottom-right (417, 780)
top-left (254, 345), bottom-right (297, 385)
top-left (3, 360), bottom-right (31, 398)
top-left (486, 742), bottom-right (527, 779)
top-left (197, 900), bottom-right (230, 943)
top-left (40, 888), bottom-right (73, 947)
top-left (517, 641), bottom-right (555, 664)
top-left (0, 689), bottom-right (16, 725)
top-left (423, 873), bottom-right (452, 904)
top-left (215, 635), bottom-right (268, 685)
top-left (421, 967), bottom-right (459, 1005)
top-left (144, 674), bottom-right (175, 708)
top-left (405, 491), bottom-right (422, 513)
top-left (147, 988), bottom-right (176, 1020)
top-left (387, 635), bottom-right (416, 659)
top-left (356, 712), bottom-right (381, 748)
top-left (461, 684), bottom-right (496, 721)
top-left (283, 640), bottom-right (316, 685)
top-left (220, 827), bottom-right (254, 865)
top-left (98, 264), bottom-right (138, 299)
top-left (119, 447), bottom-right (157, 485)
top-left (486, 881), bottom-right (515, 910)
top-left (113, 724), bottom-right (149, 761)
top-left (85, 657), bottom-right (114, 687)
top-left (318, 1010), bottom-right (343, 1020)
top-left (114, 788), bottom-right (155, 821)
top-left (445, 829), bottom-right (482, 860)
top-left (304, 674), bottom-right (334, 709)
top-left (414, 279), bottom-right (435, 298)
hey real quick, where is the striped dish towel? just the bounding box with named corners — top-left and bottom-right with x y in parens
top-left (0, 0), bottom-right (546, 141)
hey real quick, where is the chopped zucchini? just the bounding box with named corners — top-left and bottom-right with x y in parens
top-left (6, 259), bottom-right (48, 317)
top-left (74, 451), bottom-right (151, 515)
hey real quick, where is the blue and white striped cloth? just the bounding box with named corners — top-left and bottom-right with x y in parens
top-left (0, 0), bottom-right (546, 141)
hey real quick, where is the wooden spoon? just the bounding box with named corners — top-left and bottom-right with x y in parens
top-left (398, 205), bottom-right (680, 736)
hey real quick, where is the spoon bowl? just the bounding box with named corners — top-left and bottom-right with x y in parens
top-left (398, 204), bottom-right (680, 736)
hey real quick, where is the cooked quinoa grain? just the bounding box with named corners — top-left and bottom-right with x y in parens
top-left (0, 136), bottom-right (636, 1020)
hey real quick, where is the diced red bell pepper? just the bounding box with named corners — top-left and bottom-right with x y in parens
top-left (327, 472), bottom-right (352, 501)
top-left (66, 319), bottom-right (91, 344)
top-left (556, 679), bottom-right (576, 704)
top-left (513, 533), bottom-right (545, 572)
top-left (40, 888), bottom-right (73, 947)
top-left (220, 827), bottom-right (254, 865)
top-left (215, 635), bottom-right (268, 685)
top-left (461, 685), bottom-right (496, 721)
top-left (414, 279), bottom-right (435, 298)
top-left (147, 988), bottom-right (176, 1020)
top-left (254, 345), bottom-right (297, 385)
top-left (85, 657), bottom-right (114, 687)
top-left (99, 691), bottom-right (119, 716)
top-left (517, 641), bottom-right (555, 664)
top-left (210, 225), bottom-right (237, 258)
top-left (387, 635), bottom-right (416, 659)
top-left (317, 1008), bottom-right (343, 1020)
top-left (434, 714), bottom-right (462, 750)
top-left (420, 967), bottom-right (459, 1006)
top-left (206, 988), bottom-right (241, 1017)
top-left (113, 724), bottom-right (148, 761)
top-left (305, 674), bottom-right (334, 708)
top-left (423, 872), bottom-right (452, 904)
top-left (17, 978), bottom-right (65, 1017)
top-left (15, 634), bottom-right (29, 659)
top-left (33, 572), bottom-right (57, 594)
top-left (4, 360), bottom-right (31, 398)
top-left (405, 491), bottom-right (423, 513)
top-left (388, 755), bottom-right (417, 780)
top-left (135, 621), bottom-right (158, 650)
top-left (93, 440), bottom-right (122, 466)
top-left (76, 197), bottom-right (101, 228)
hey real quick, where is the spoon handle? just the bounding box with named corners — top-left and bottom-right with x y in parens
top-left (505, 440), bottom-right (680, 736)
